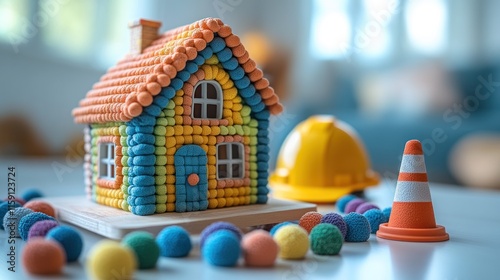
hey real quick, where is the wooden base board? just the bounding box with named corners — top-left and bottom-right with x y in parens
top-left (41, 196), bottom-right (317, 239)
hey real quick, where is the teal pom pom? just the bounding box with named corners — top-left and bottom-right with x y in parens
top-left (310, 223), bottom-right (343, 255)
top-left (336, 194), bottom-right (357, 213)
top-left (122, 231), bottom-right (159, 269)
top-left (21, 189), bottom-right (43, 202)
top-left (0, 201), bottom-right (22, 229)
top-left (156, 226), bottom-right (192, 258)
top-left (46, 225), bottom-right (83, 262)
top-left (363, 209), bottom-right (388, 234)
top-left (202, 229), bottom-right (241, 267)
top-left (382, 207), bottom-right (392, 220)
top-left (200, 221), bottom-right (242, 248)
top-left (344, 213), bottom-right (371, 242)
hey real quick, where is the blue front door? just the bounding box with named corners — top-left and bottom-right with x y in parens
top-left (174, 145), bottom-right (208, 212)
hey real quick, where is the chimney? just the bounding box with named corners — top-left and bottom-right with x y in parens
top-left (129, 19), bottom-right (162, 55)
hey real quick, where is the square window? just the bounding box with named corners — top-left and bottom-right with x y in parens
top-left (192, 81), bottom-right (222, 120)
top-left (216, 143), bottom-right (244, 180)
top-left (98, 142), bottom-right (116, 180)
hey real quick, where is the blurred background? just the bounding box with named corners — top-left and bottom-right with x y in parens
top-left (1, 0), bottom-right (499, 190)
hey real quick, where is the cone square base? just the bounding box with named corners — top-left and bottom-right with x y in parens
top-left (376, 223), bottom-right (449, 242)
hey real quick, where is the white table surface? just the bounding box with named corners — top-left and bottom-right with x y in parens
top-left (1, 158), bottom-right (500, 280)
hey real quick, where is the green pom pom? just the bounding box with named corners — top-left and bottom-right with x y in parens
top-left (122, 231), bottom-right (160, 269)
top-left (309, 223), bottom-right (343, 255)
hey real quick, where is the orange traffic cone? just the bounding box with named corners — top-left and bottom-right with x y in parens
top-left (377, 140), bottom-right (449, 242)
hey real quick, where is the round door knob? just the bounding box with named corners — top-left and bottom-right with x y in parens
top-left (187, 173), bottom-right (200, 186)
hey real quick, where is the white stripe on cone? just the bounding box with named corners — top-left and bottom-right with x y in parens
top-left (393, 181), bottom-right (432, 202)
top-left (399, 155), bottom-right (427, 173)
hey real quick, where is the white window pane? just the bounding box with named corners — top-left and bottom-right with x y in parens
top-left (357, 0), bottom-right (398, 60)
top-left (310, 0), bottom-right (351, 59)
top-left (0, 0), bottom-right (29, 43)
top-left (40, 0), bottom-right (96, 57)
top-left (405, 0), bottom-right (447, 55)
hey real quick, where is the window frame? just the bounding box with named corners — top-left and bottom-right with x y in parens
top-left (98, 142), bottom-right (116, 181)
top-left (216, 142), bottom-right (245, 180)
top-left (191, 80), bottom-right (223, 120)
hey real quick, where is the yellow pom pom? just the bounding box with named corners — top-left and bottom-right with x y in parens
top-left (273, 225), bottom-right (309, 260)
top-left (86, 240), bottom-right (136, 280)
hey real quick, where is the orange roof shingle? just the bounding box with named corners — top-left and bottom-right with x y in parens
top-left (72, 18), bottom-right (282, 124)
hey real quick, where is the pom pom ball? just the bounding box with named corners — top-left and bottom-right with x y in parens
top-left (241, 230), bottom-right (278, 267)
top-left (0, 201), bottom-right (22, 229)
top-left (156, 226), bottom-right (192, 258)
top-left (363, 209), bottom-right (388, 234)
top-left (273, 224), bottom-right (309, 260)
top-left (87, 240), bottom-right (136, 280)
top-left (336, 194), bottom-right (357, 213)
top-left (269, 221), bottom-right (293, 236)
top-left (46, 225), bottom-right (83, 262)
top-left (299, 211), bottom-right (323, 234)
top-left (21, 189), bottom-right (43, 202)
top-left (24, 201), bottom-right (56, 218)
top-left (28, 219), bottom-right (59, 239)
top-left (200, 221), bottom-right (242, 248)
top-left (309, 223), bottom-right (343, 255)
top-left (320, 212), bottom-right (347, 238)
top-left (19, 212), bottom-right (56, 241)
top-left (356, 202), bottom-right (380, 214)
top-left (344, 198), bottom-right (365, 214)
top-left (202, 229), bottom-right (241, 267)
top-left (382, 207), bottom-right (392, 220)
top-left (22, 238), bottom-right (65, 275)
top-left (344, 212), bottom-right (371, 242)
top-left (122, 231), bottom-right (159, 269)
top-left (3, 207), bottom-right (33, 237)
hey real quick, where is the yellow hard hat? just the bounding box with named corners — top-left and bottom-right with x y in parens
top-left (270, 115), bottom-right (379, 203)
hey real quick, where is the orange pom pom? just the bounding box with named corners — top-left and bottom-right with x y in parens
top-left (22, 238), bottom-right (65, 275)
top-left (24, 201), bottom-right (56, 218)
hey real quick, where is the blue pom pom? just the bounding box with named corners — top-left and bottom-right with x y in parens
top-left (336, 194), bottom-right (357, 213)
top-left (0, 201), bottom-right (22, 229)
top-left (46, 225), bottom-right (83, 262)
top-left (202, 229), bottom-right (241, 267)
top-left (343, 213), bottom-right (371, 242)
top-left (21, 189), bottom-right (43, 202)
top-left (200, 222), bottom-right (242, 248)
top-left (269, 221), bottom-right (294, 236)
top-left (382, 207), bottom-right (392, 220)
top-left (156, 226), bottom-right (192, 258)
top-left (19, 212), bottom-right (55, 241)
top-left (363, 209), bottom-right (388, 234)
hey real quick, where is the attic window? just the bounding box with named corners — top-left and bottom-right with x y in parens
top-left (192, 81), bottom-right (223, 119)
top-left (98, 142), bottom-right (116, 180)
top-left (216, 143), bottom-right (244, 180)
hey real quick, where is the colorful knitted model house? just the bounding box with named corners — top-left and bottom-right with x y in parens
top-left (72, 18), bottom-right (283, 216)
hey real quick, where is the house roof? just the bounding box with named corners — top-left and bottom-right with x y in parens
top-left (72, 18), bottom-right (283, 124)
